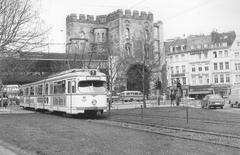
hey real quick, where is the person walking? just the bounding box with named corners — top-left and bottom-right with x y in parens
top-left (170, 90), bottom-right (175, 106)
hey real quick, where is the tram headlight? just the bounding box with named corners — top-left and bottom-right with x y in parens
top-left (92, 99), bottom-right (97, 105)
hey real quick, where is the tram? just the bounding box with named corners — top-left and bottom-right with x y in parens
top-left (20, 69), bottom-right (108, 116)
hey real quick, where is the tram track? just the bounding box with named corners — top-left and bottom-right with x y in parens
top-left (89, 118), bottom-right (240, 150)
top-left (111, 111), bottom-right (240, 127)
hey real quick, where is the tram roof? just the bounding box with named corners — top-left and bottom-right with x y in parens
top-left (21, 68), bottom-right (106, 87)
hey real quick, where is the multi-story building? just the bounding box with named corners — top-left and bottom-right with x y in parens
top-left (209, 31), bottom-right (235, 97)
top-left (165, 38), bottom-right (189, 96)
top-left (66, 9), bottom-right (165, 95)
top-left (230, 35), bottom-right (240, 85)
top-left (165, 31), bottom-right (236, 99)
top-left (187, 35), bottom-right (212, 98)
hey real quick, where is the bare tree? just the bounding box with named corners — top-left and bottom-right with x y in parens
top-left (0, 0), bottom-right (47, 53)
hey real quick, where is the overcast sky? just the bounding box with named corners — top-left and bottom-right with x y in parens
top-left (38, 0), bottom-right (240, 52)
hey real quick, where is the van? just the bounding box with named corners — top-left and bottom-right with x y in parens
top-left (229, 85), bottom-right (240, 108)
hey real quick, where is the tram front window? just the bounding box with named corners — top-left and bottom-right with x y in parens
top-left (78, 80), bottom-right (106, 93)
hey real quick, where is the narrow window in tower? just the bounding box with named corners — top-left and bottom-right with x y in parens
top-left (125, 28), bottom-right (130, 39)
top-left (102, 33), bottom-right (105, 42)
top-left (125, 43), bottom-right (132, 56)
top-left (97, 33), bottom-right (100, 42)
top-left (145, 29), bottom-right (150, 41)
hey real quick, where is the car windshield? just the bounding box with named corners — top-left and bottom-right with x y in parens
top-left (208, 95), bottom-right (222, 100)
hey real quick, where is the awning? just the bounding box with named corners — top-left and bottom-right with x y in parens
top-left (188, 91), bottom-right (211, 95)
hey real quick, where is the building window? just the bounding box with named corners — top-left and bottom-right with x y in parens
top-left (205, 66), bottom-right (209, 71)
top-left (171, 67), bottom-right (174, 74)
top-left (175, 55), bottom-right (179, 61)
top-left (236, 75), bottom-right (240, 83)
top-left (172, 47), bottom-right (175, 52)
top-left (214, 63), bottom-right (218, 70)
top-left (198, 67), bottom-right (202, 72)
top-left (176, 66), bottom-right (179, 74)
top-left (125, 43), bottom-right (132, 56)
top-left (181, 54), bottom-right (185, 60)
top-left (219, 51), bottom-right (223, 57)
top-left (102, 33), bottom-right (105, 42)
top-left (235, 63), bottom-right (240, 70)
top-left (220, 74), bottom-right (224, 83)
top-left (199, 76), bottom-right (202, 84)
top-left (220, 62), bottom-right (223, 70)
top-left (182, 77), bottom-right (186, 85)
top-left (226, 74), bottom-right (230, 83)
top-left (182, 65), bottom-right (186, 73)
top-left (125, 28), bottom-right (130, 39)
top-left (192, 77), bottom-right (196, 85)
top-left (192, 67), bottom-right (195, 72)
top-left (170, 56), bottom-right (173, 62)
top-left (224, 50), bottom-right (228, 57)
top-left (222, 42), bottom-right (227, 47)
top-left (213, 51), bottom-right (217, 58)
top-left (154, 40), bottom-right (159, 51)
top-left (225, 62), bottom-right (229, 70)
top-left (235, 52), bottom-right (240, 57)
top-left (206, 75), bottom-right (209, 84)
top-left (204, 52), bottom-right (208, 59)
top-left (214, 75), bottom-right (218, 83)
top-left (97, 33), bottom-right (100, 42)
top-left (198, 54), bottom-right (201, 60)
top-left (145, 29), bottom-right (150, 41)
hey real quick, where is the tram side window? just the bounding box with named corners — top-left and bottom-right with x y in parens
top-left (54, 80), bottom-right (65, 94)
top-left (67, 81), bottom-right (76, 93)
top-left (30, 87), bottom-right (34, 96)
top-left (25, 88), bottom-right (29, 96)
top-left (45, 84), bottom-right (49, 95)
top-left (72, 81), bottom-right (76, 93)
top-left (37, 85), bottom-right (43, 95)
top-left (50, 83), bottom-right (54, 94)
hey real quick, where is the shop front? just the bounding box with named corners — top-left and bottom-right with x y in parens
top-left (211, 84), bottom-right (231, 98)
top-left (188, 85), bottom-right (213, 99)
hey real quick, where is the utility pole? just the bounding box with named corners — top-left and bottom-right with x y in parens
top-left (142, 42), bottom-right (146, 108)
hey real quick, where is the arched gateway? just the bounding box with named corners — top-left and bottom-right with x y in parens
top-left (126, 63), bottom-right (150, 95)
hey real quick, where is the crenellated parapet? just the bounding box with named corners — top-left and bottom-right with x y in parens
top-left (66, 9), bottom-right (154, 24)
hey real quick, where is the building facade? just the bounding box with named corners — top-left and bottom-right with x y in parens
top-left (66, 9), bottom-right (165, 96)
top-left (166, 31), bottom-right (236, 99)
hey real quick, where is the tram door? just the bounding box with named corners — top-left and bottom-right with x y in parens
top-left (67, 80), bottom-right (76, 114)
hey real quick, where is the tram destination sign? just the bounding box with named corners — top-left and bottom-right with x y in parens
top-left (86, 76), bottom-right (101, 80)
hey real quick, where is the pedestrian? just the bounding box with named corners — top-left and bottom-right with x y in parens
top-left (170, 90), bottom-right (175, 106)
top-left (3, 98), bottom-right (8, 109)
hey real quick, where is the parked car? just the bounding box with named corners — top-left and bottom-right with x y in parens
top-left (201, 94), bottom-right (225, 109)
